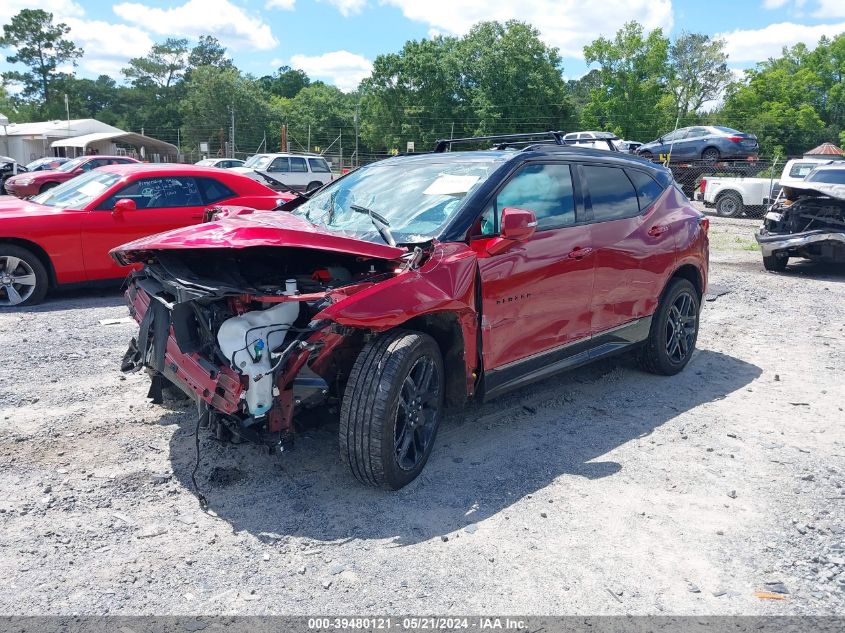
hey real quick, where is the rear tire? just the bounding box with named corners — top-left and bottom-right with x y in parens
top-left (0, 244), bottom-right (49, 307)
top-left (715, 192), bottom-right (743, 217)
top-left (638, 278), bottom-right (700, 376)
top-left (702, 147), bottom-right (720, 163)
top-left (305, 180), bottom-right (322, 193)
top-left (340, 330), bottom-right (444, 490)
top-left (763, 254), bottom-right (788, 272)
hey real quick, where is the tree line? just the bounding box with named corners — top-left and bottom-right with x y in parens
top-left (2, 8), bottom-right (844, 160)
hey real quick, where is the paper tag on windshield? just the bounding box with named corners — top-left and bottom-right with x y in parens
top-left (78, 181), bottom-right (108, 197)
top-left (423, 175), bottom-right (479, 196)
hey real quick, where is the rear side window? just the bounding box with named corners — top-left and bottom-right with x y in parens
top-left (583, 165), bottom-right (640, 221)
top-left (197, 177), bottom-right (235, 203)
top-left (309, 158), bottom-right (330, 173)
top-left (626, 169), bottom-right (665, 211)
top-left (290, 157), bottom-right (308, 173)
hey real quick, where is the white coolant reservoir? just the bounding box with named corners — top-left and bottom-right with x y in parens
top-left (216, 280), bottom-right (299, 417)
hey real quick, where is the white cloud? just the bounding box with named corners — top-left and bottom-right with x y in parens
top-left (719, 20), bottom-right (845, 61)
top-left (763, 0), bottom-right (790, 8)
top-left (289, 50), bottom-right (373, 91)
top-left (321, 0), bottom-right (367, 16)
top-left (382, 0), bottom-right (673, 58)
top-left (63, 17), bottom-right (154, 76)
top-left (266, 0), bottom-right (296, 9)
top-left (5, 0), bottom-right (84, 18)
top-left (113, 0), bottom-right (278, 51)
top-left (814, 0), bottom-right (845, 18)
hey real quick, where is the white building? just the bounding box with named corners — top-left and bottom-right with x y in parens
top-left (0, 117), bottom-right (178, 165)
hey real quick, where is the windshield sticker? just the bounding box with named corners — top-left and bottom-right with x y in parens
top-left (423, 174), bottom-right (480, 196)
top-left (78, 181), bottom-right (109, 197)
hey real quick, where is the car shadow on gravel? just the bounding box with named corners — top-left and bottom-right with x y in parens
top-left (11, 286), bottom-right (125, 313)
top-left (718, 258), bottom-right (845, 283)
top-left (164, 348), bottom-right (761, 546)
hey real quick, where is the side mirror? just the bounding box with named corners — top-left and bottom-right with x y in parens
top-left (113, 198), bottom-right (137, 216)
top-left (500, 207), bottom-right (537, 241)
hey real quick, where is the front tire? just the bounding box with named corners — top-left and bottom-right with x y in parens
top-left (638, 278), bottom-right (700, 376)
top-left (340, 330), bottom-right (444, 490)
top-left (0, 245), bottom-right (49, 307)
top-left (763, 254), bottom-right (788, 272)
top-left (715, 192), bottom-right (743, 217)
top-left (639, 150), bottom-right (654, 161)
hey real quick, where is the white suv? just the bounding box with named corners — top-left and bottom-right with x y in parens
top-left (562, 131), bottom-right (622, 152)
top-left (233, 153), bottom-right (334, 192)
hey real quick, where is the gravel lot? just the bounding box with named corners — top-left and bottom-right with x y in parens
top-left (0, 214), bottom-right (843, 616)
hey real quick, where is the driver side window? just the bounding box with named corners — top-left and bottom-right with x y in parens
top-left (479, 163), bottom-right (575, 236)
top-left (97, 177), bottom-right (203, 210)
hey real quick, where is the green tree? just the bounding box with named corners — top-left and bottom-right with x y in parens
top-left (282, 82), bottom-right (355, 151)
top-left (188, 35), bottom-right (232, 70)
top-left (582, 22), bottom-right (671, 140)
top-left (719, 38), bottom-right (844, 156)
top-left (260, 66), bottom-right (311, 99)
top-left (360, 21), bottom-right (570, 151)
top-left (0, 9), bottom-right (83, 115)
top-left (123, 38), bottom-right (189, 89)
top-left (180, 66), bottom-right (276, 155)
top-left (669, 32), bottom-right (731, 122)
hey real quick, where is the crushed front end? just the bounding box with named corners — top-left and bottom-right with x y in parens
top-left (756, 186), bottom-right (845, 264)
top-left (119, 243), bottom-right (405, 449)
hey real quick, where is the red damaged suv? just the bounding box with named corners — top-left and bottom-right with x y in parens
top-left (114, 132), bottom-right (709, 490)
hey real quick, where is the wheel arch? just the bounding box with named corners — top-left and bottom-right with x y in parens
top-left (665, 263), bottom-right (703, 301)
top-left (397, 311), bottom-right (468, 407)
top-left (0, 237), bottom-right (57, 287)
top-left (701, 145), bottom-right (720, 157)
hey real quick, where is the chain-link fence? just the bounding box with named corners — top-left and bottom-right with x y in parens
top-left (661, 158), bottom-right (782, 219)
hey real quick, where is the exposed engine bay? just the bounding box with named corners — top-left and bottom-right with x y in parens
top-left (121, 246), bottom-right (409, 449)
top-left (756, 184), bottom-right (845, 263)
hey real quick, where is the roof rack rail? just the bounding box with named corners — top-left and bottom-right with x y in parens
top-left (433, 131), bottom-right (565, 153)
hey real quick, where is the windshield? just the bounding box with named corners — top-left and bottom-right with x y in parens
top-left (57, 157), bottom-right (87, 172)
top-left (243, 155), bottom-right (274, 170)
top-left (195, 159), bottom-right (215, 166)
top-left (31, 170), bottom-right (121, 209)
top-left (292, 158), bottom-right (503, 244)
top-left (806, 169), bottom-right (845, 185)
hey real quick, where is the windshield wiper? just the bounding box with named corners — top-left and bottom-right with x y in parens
top-left (350, 204), bottom-right (396, 247)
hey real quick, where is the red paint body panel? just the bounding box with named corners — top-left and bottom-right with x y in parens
top-left (4, 156), bottom-right (140, 197)
top-left (472, 224), bottom-right (594, 368)
top-left (111, 210), bottom-right (407, 263)
top-left (589, 189), bottom-right (679, 334)
top-left (0, 164), bottom-right (289, 286)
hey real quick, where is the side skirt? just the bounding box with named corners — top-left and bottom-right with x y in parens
top-left (480, 316), bottom-right (652, 402)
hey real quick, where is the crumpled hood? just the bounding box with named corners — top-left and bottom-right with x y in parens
top-left (784, 181), bottom-right (845, 201)
top-left (111, 209), bottom-right (408, 263)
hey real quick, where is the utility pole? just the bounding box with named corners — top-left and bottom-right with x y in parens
top-left (307, 124), bottom-right (311, 153)
top-left (229, 106), bottom-right (236, 158)
top-left (339, 129), bottom-right (343, 174)
top-left (450, 122), bottom-right (454, 139)
top-left (354, 102), bottom-right (360, 168)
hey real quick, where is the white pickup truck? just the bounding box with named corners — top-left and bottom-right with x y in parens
top-left (699, 158), bottom-right (830, 216)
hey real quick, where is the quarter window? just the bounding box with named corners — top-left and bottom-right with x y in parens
top-left (626, 169), bottom-right (665, 212)
top-left (309, 158), bottom-right (331, 173)
top-left (583, 165), bottom-right (640, 221)
top-left (197, 177), bottom-right (235, 204)
top-left (290, 157), bottom-right (308, 173)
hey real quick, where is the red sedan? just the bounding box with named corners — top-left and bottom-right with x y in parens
top-left (0, 164), bottom-right (293, 306)
top-left (4, 155), bottom-right (140, 198)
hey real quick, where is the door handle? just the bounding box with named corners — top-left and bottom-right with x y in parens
top-left (568, 246), bottom-right (594, 260)
top-left (648, 225), bottom-right (669, 237)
